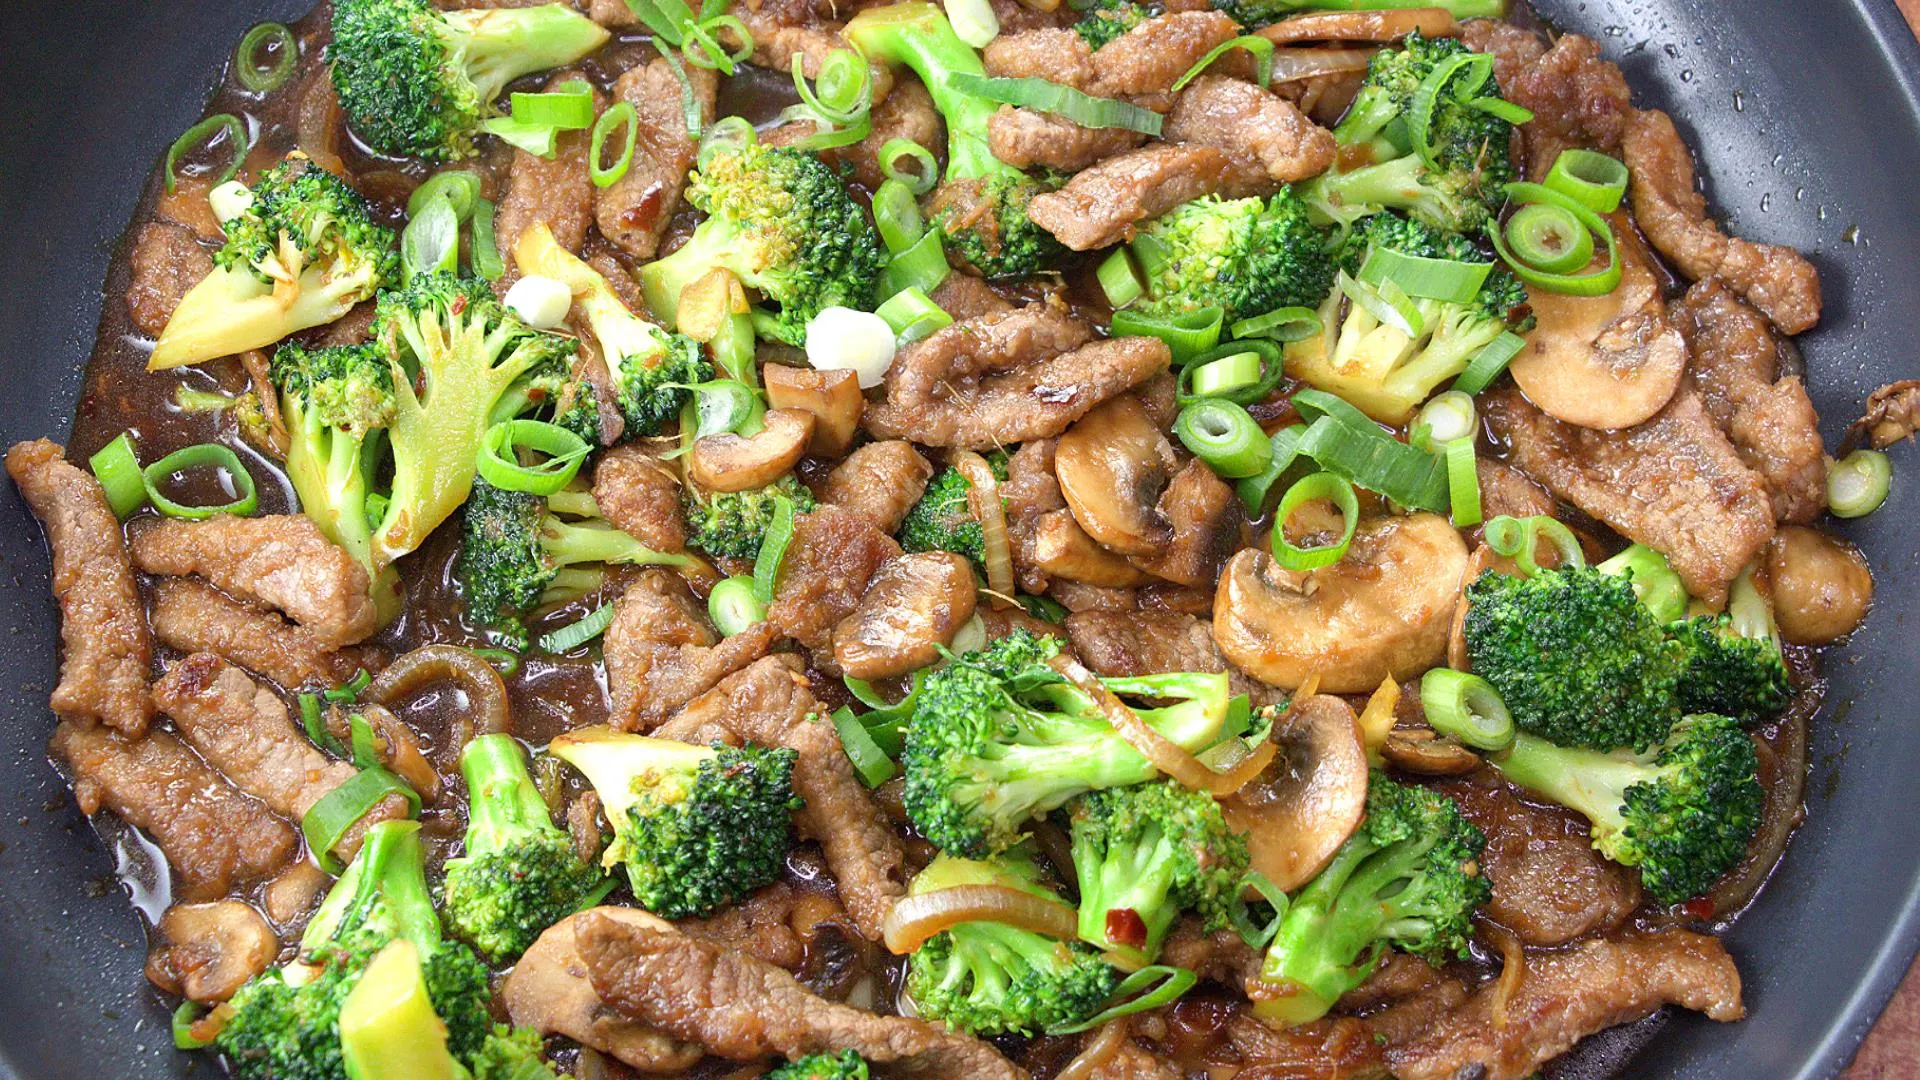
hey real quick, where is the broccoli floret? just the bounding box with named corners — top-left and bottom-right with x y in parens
top-left (1073, 0), bottom-right (1160, 48)
top-left (639, 141), bottom-right (883, 347)
top-left (1128, 190), bottom-right (1335, 326)
top-left (1462, 565), bottom-right (1687, 752)
top-left (846, 2), bottom-right (1065, 280)
top-left (270, 342), bottom-right (395, 599)
top-left (1595, 542), bottom-right (1689, 624)
top-left (369, 272), bottom-right (579, 566)
top-left (901, 630), bottom-right (1237, 858)
top-left (327, 0), bottom-right (610, 161)
top-left (769, 1051), bottom-right (871, 1080)
top-left (152, 154), bottom-right (398, 371)
top-left (1669, 616), bottom-right (1791, 725)
top-left (682, 474), bottom-right (818, 561)
top-left (467, 1025), bottom-right (564, 1080)
top-left (1254, 772), bottom-right (1488, 1027)
top-left (1493, 715), bottom-right (1763, 904)
top-left (549, 726), bottom-right (802, 918)
top-left (898, 460), bottom-right (1006, 564)
top-left (1213, 0), bottom-right (1506, 32)
top-left (1066, 779), bottom-right (1249, 967)
top-left (905, 849), bottom-right (1118, 1036)
top-left (443, 733), bottom-right (608, 962)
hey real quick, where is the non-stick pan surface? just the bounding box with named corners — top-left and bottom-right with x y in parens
top-left (2, 1), bottom-right (1918, 1077)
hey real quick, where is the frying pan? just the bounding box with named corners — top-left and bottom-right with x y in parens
top-left (0, 0), bottom-right (1915, 1076)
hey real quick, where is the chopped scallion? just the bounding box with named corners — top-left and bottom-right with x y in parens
top-left (406, 170), bottom-right (482, 222)
top-left (1175, 400), bottom-right (1272, 479)
top-left (590, 103), bottom-right (640, 188)
top-left (1111, 306), bottom-right (1224, 366)
top-left (537, 602), bottom-right (618, 654)
top-left (475, 420), bottom-right (590, 496)
top-left (752, 494), bottom-right (798, 606)
top-left (948, 73), bottom-right (1163, 135)
top-left (470, 198), bottom-right (504, 281)
top-left (707, 575), bottom-right (767, 636)
top-left (876, 286), bottom-right (954, 343)
top-left (235, 22), bottom-right (298, 94)
top-left (165, 114), bottom-right (247, 195)
top-left (1098, 247), bottom-right (1145, 310)
top-left (1543, 148), bottom-right (1630, 214)
top-left (1172, 35), bottom-right (1274, 93)
top-left (1483, 514), bottom-right (1585, 575)
top-left (878, 138), bottom-right (939, 195)
top-left (400, 194), bottom-right (460, 282)
top-left (1828, 449), bottom-right (1892, 518)
top-left (1452, 331), bottom-right (1526, 396)
top-left (141, 443), bottom-right (258, 519)
top-left (1271, 471), bottom-right (1360, 571)
top-left (88, 433), bottom-right (147, 520)
top-left (1358, 244), bottom-right (1493, 304)
top-left (1231, 305), bottom-right (1322, 343)
top-left (1501, 203), bottom-right (1594, 274)
top-left (831, 706), bottom-right (898, 787)
top-left (1443, 437), bottom-right (1481, 527)
top-left (1175, 340), bottom-right (1284, 408)
top-left (1492, 181), bottom-right (1622, 296)
top-left (1046, 966), bottom-right (1198, 1036)
top-left (301, 767), bottom-right (420, 874)
top-left (1419, 668), bottom-right (1513, 751)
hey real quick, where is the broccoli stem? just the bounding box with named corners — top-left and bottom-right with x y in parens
top-left (1072, 827), bottom-right (1181, 965)
top-left (639, 217), bottom-right (751, 334)
top-left (542, 517), bottom-right (697, 571)
top-left (458, 734), bottom-right (561, 860)
top-left (1253, 839), bottom-right (1381, 1026)
top-left (301, 820), bottom-right (442, 969)
top-left (1492, 733), bottom-right (1638, 839)
top-left (1596, 544), bottom-right (1689, 624)
top-left (445, 5), bottom-right (613, 103)
top-left (337, 941), bottom-right (468, 1079)
top-left (843, 2), bottom-right (1000, 180)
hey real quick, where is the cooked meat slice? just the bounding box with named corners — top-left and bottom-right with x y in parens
top-left (52, 720), bottom-right (295, 901)
top-left (768, 506), bottom-right (903, 652)
top-left (1435, 771), bottom-right (1641, 946)
top-left (929, 271), bottom-right (1016, 321)
top-left (1089, 11), bottom-right (1242, 97)
top-left (585, 0), bottom-right (639, 25)
top-left (984, 28), bottom-right (1095, 87)
top-left (1385, 930), bottom-right (1744, 1080)
top-left (676, 881), bottom-right (811, 971)
top-left (1003, 438), bottom-right (1066, 592)
top-left (1852, 379), bottom-right (1920, 450)
top-left (1485, 389), bottom-right (1773, 606)
top-left (316, 301), bottom-right (377, 347)
top-left (1475, 458), bottom-right (1557, 521)
top-left (1129, 458), bottom-right (1248, 588)
top-left (1160, 916), bottom-right (1263, 988)
top-left (1086, 1038), bottom-right (1182, 1080)
top-left (6, 440), bottom-right (153, 734)
top-left (1066, 610), bottom-right (1281, 708)
top-left (1027, 144), bottom-right (1271, 251)
top-left (1364, 976), bottom-right (1472, 1048)
top-left (833, 552), bottom-right (978, 679)
top-left (1459, 17), bottom-right (1547, 84)
top-left (1675, 280), bottom-right (1826, 522)
top-left (1220, 1014), bottom-right (1388, 1077)
top-left (781, 78), bottom-right (943, 190)
top-left (888, 305), bottom-right (1094, 409)
top-left (730, 0), bottom-right (894, 106)
top-left (1468, 29), bottom-right (1631, 179)
top-left (575, 914), bottom-right (1025, 1079)
top-left (1258, 9), bottom-right (1457, 43)
top-left (988, 105), bottom-right (1146, 171)
top-left (596, 59), bottom-right (717, 263)
top-left (1624, 111), bottom-right (1820, 334)
top-left (819, 440), bottom-right (935, 534)
top-left (126, 220), bottom-right (212, 337)
top-left (592, 443), bottom-right (688, 552)
top-left (493, 73), bottom-right (600, 287)
top-left (150, 577), bottom-right (380, 691)
top-left (603, 569), bottom-right (774, 731)
top-left (504, 908), bottom-right (706, 1074)
top-left (131, 514), bottom-right (377, 647)
top-left (1165, 76), bottom-right (1336, 181)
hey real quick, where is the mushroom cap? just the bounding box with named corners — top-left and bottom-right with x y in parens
top-left (144, 901), bottom-right (278, 1003)
top-left (766, 364), bottom-right (864, 458)
top-left (1055, 394), bottom-right (1179, 556)
top-left (1031, 509), bottom-right (1154, 586)
top-left (1220, 695), bottom-right (1370, 892)
top-left (687, 408), bottom-right (816, 493)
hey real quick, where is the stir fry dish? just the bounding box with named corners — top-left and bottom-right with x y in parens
top-left (12, 0), bottom-right (1912, 1076)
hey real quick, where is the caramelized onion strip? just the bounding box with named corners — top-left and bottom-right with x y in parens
top-left (1265, 48), bottom-right (1378, 82)
top-left (363, 644), bottom-right (511, 743)
top-left (881, 884), bottom-right (1078, 955)
top-left (1055, 1020), bottom-right (1131, 1080)
top-left (1050, 655), bottom-right (1277, 795)
top-left (952, 450), bottom-right (1016, 609)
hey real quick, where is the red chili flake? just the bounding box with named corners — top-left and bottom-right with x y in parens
top-left (1681, 896), bottom-right (1715, 921)
top-left (450, 292), bottom-right (468, 317)
top-left (1105, 908), bottom-right (1148, 950)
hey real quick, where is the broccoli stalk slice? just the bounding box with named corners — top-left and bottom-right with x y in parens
top-left (337, 940), bottom-right (468, 1079)
top-left (1596, 543), bottom-right (1689, 623)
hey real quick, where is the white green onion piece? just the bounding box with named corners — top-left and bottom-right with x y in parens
top-left (1828, 449), bottom-right (1892, 519)
top-left (1415, 391), bottom-right (1478, 445)
top-left (806, 306), bottom-right (898, 389)
top-left (1419, 668), bottom-right (1514, 751)
top-left (504, 274), bottom-right (574, 329)
top-left (208, 180), bottom-right (255, 226)
top-left (708, 576), bottom-right (768, 637)
top-left (943, 0), bottom-right (999, 48)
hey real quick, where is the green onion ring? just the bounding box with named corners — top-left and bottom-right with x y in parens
top-left (1190, 352), bottom-right (1263, 399)
top-left (537, 602), bottom-right (617, 653)
top-left (301, 693), bottom-right (345, 757)
top-left (1828, 449), bottom-right (1892, 519)
top-left (1111, 306), bottom-right (1224, 366)
top-left (1097, 248), bottom-right (1145, 310)
top-left (1414, 390), bottom-right (1478, 445)
top-left (844, 670), bottom-right (923, 756)
top-left (878, 138), bottom-right (939, 196)
top-left (655, 41), bottom-right (704, 137)
top-left (1502, 203), bottom-right (1595, 274)
top-left (947, 72), bottom-right (1163, 135)
top-left (1358, 243), bottom-right (1494, 305)
top-left (470, 198), bottom-right (505, 281)
top-left (510, 88), bottom-right (595, 130)
top-left (708, 575), bottom-right (768, 636)
top-left (1231, 305), bottom-right (1323, 343)
top-left (697, 116), bottom-right (757, 172)
top-left (1176, 340), bottom-right (1284, 408)
top-left (1047, 966), bottom-right (1198, 1035)
top-left (1172, 35), bottom-right (1275, 93)
top-left (406, 170), bottom-right (482, 222)
top-left (1272, 472), bottom-right (1360, 571)
top-left (89, 432), bottom-right (147, 520)
top-left (1543, 148), bottom-right (1631, 214)
top-left (681, 380), bottom-right (760, 440)
top-left (470, 647), bottom-right (522, 675)
top-left (831, 706), bottom-right (898, 787)
top-left (349, 713), bottom-right (380, 770)
top-left (1419, 668), bottom-right (1514, 751)
top-left (1340, 270), bottom-right (1424, 337)
top-left (172, 1001), bottom-right (215, 1050)
top-left (590, 103), bottom-right (640, 189)
top-left (1175, 400), bottom-right (1272, 479)
top-left (301, 768), bottom-right (421, 874)
top-left (476, 419), bottom-right (590, 495)
top-left (1483, 514), bottom-right (1585, 575)
top-left (1490, 182), bottom-right (1622, 296)
top-left (141, 443), bottom-right (258, 519)
top-left (1443, 438), bottom-right (1481, 527)
top-left (1228, 871), bottom-right (1290, 948)
top-left (401, 194), bottom-right (460, 282)
top-left (875, 286), bottom-right (954, 343)
top-left (1451, 331), bottom-right (1526, 396)
top-left (871, 178), bottom-right (928, 254)
top-left (879, 227), bottom-right (952, 298)
top-left (793, 49), bottom-right (872, 126)
top-left (165, 114), bottom-right (247, 195)
top-left (753, 494), bottom-right (798, 606)
top-left (235, 22), bottom-right (298, 93)
top-left (783, 107), bottom-right (873, 152)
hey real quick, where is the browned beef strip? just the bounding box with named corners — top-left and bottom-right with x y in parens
top-left (1089, 11), bottom-right (1242, 97)
top-left (1385, 930), bottom-right (1744, 1080)
top-left (131, 514), bottom-right (377, 647)
top-left (149, 577), bottom-right (380, 691)
top-left (984, 28), bottom-right (1095, 87)
top-left (929, 272), bottom-right (1015, 322)
top-left (1462, 26), bottom-right (1630, 180)
top-left (1002, 437), bottom-right (1065, 592)
top-left (887, 305), bottom-right (1094, 410)
top-left (727, 0), bottom-right (894, 105)
top-left (767, 506), bottom-right (903, 653)
top-left (819, 441), bottom-right (934, 535)
top-left (988, 106), bottom-right (1146, 171)
top-left (1159, 916), bottom-right (1263, 988)
top-left (493, 73), bottom-right (600, 288)
top-left (1086, 1039), bottom-right (1182, 1080)
top-left (1065, 610), bottom-right (1283, 707)
top-left (1258, 9), bottom-right (1457, 43)
top-left (592, 443), bottom-right (688, 553)
top-left (1675, 280), bottom-right (1827, 522)
top-left (1027, 144), bottom-right (1271, 251)
top-left (675, 881), bottom-right (812, 972)
top-left (504, 908), bottom-right (706, 1074)
top-left (52, 719), bottom-right (295, 901)
top-left (603, 569), bottom-right (774, 731)
top-left (595, 60), bottom-right (717, 263)
top-left (1219, 1014), bottom-right (1389, 1078)
top-left (1129, 458), bottom-right (1248, 588)
top-left (833, 552), bottom-right (978, 680)
top-left (576, 914), bottom-right (1025, 1078)
top-left (7, 440), bottom-right (153, 735)
top-left (1475, 458), bottom-right (1557, 521)
top-left (126, 221), bottom-right (212, 338)
top-left (1165, 75), bottom-right (1336, 181)
top-left (1485, 388), bottom-right (1773, 606)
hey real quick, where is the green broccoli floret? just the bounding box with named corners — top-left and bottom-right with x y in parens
top-left (901, 630), bottom-right (1237, 858)
top-left (1669, 616), bottom-right (1791, 725)
top-left (1073, 0), bottom-right (1160, 49)
top-left (1213, 0), bottom-right (1505, 31)
top-left (1130, 190), bottom-right (1336, 325)
top-left (270, 341), bottom-right (392, 573)
top-left (898, 460), bottom-right (1006, 564)
top-left (768, 1051), bottom-right (871, 1080)
top-left (1462, 565), bottom-right (1687, 752)
top-left (639, 141), bottom-right (882, 347)
top-left (846, 2), bottom-right (1065, 280)
top-left (905, 849), bottom-right (1118, 1036)
top-left (550, 727), bottom-right (802, 918)
top-left (1595, 542), bottom-right (1689, 624)
top-left (1254, 772), bottom-right (1488, 1027)
top-left (1067, 779), bottom-right (1249, 967)
top-left (327, 0), bottom-right (610, 161)
top-left (337, 940), bottom-right (561, 1080)
top-left (467, 1025), bottom-right (564, 1080)
top-left (1493, 715), bottom-right (1763, 904)
top-left (443, 733), bottom-right (608, 962)
top-left (152, 154), bottom-right (398, 371)
top-left (682, 474), bottom-right (818, 561)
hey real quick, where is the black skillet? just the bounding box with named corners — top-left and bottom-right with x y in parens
top-left (1, 1), bottom-right (1917, 1076)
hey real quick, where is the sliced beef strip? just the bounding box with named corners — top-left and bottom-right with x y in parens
top-left (1027, 144), bottom-right (1272, 251)
top-left (1675, 279), bottom-right (1826, 523)
top-left (1088, 10), bottom-right (1243, 98)
top-left (1086, 1039), bottom-right (1182, 1080)
top-left (1128, 458), bottom-right (1248, 588)
top-left (727, 0), bottom-right (894, 106)
top-left (984, 28), bottom-right (1096, 87)
top-left (603, 569), bottom-right (775, 731)
top-left (1257, 9), bottom-right (1458, 43)
top-left (988, 106), bottom-right (1147, 172)
top-left (1475, 458), bottom-right (1557, 521)
top-left (1624, 109), bottom-right (1822, 335)
top-left (595, 59), bottom-right (718, 263)
top-left (675, 881), bottom-right (812, 972)
top-left (1066, 610), bottom-right (1284, 708)
top-left (504, 908), bottom-right (706, 1074)
top-left (819, 440), bottom-right (934, 535)
top-left (928, 272), bottom-right (1015, 322)
top-left (126, 220), bottom-right (212, 338)
top-left (592, 443), bottom-right (688, 553)
top-left (131, 514), bottom-right (377, 647)
top-left (51, 719), bottom-right (296, 901)
top-left (1160, 916), bottom-right (1263, 988)
top-left (6, 440), bottom-right (154, 735)
top-left (1218, 1014), bottom-right (1388, 1078)
top-left (1384, 930), bottom-right (1744, 1080)
top-left (832, 551), bottom-right (978, 680)
top-left (1164, 75), bottom-right (1336, 182)
top-left (493, 73), bottom-right (601, 289)
top-left (887, 305), bottom-right (1094, 410)
top-left (767, 506), bottom-right (903, 653)
top-left (1002, 437), bottom-right (1066, 592)
top-left (1462, 26), bottom-right (1629, 180)
top-left (575, 914), bottom-right (1026, 1079)
top-left (1485, 388), bottom-right (1773, 606)
top-left (149, 577), bottom-right (381, 691)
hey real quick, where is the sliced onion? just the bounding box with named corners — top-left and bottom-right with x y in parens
top-left (1049, 656), bottom-right (1277, 795)
top-left (1259, 11), bottom-right (1453, 45)
top-left (1266, 48), bottom-right (1377, 84)
top-left (881, 884), bottom-right (1077, 955)
top-left (951, 450), bottom-right (1015, 610)
top-left (1055, 1020), bottom-right (1130, 1080)
top-left (363, 645), bottom-right (510, 747)
top-left (1484, 920), bottom-right (1525, 1031)
top-left (1357, 676), bottom-right (1399, 764)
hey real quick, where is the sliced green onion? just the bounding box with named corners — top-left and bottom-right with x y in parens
top-left (142, 443), bottom-right (258, 519)
top-left (785, 109), bottom-right (874, 152)
top-left (300, 693), bottom-right (345, 757)
top-left (831, 706), bottom-right (898, 787)
top-left (878, 139), bottom-right (939, 196)
top-left (879, 227), bottom-right (952, 298)
top-left (1177, 341), bottom-right (1284, 408)
top-left (470, 198), bottom-right (504, 281)
top-left (1272, 472), bottom-right (1359, 571)
top-left (1340, 270), bottom-right (1424, 338)
top-left (349, 713), bottom-right (381, 770)
top-left (625, 0), bottom-right (696, 44)
top-left (407, 170), bottom-right (482, 222)
top-left (1173, 35), bottom-right (1275, 93)
top-left (476, 420), bottom-right (590, 495)
top-left (1829, 449), bottom-right (1892, 518)
top-left (794, 50), bottom-right (873, 127)
top-left (1452, 331), bottom-right (1525, 396)
top-left (944, 0), bottom-right (1001, 48)
top-left (876, 287), bottom-right (954, 343)
top-left (1047, 966), bottom-right (1198, 1035)
top-left (1290, 387), bottom-right (1379, 433)
top-left (708, 575), bottom-right (767, 636)
top-left (235, 22), bottom-right (298, 93)
top-left (1190, 352), bottom-right (1262, 398)
top-left (1228, 871), bottom-right (1290, 948)
top-left (1483, 514), bottom-right (1585, 575)
top-left (1414, 391), bottom-right (1478, 445)
top-left (1469, 95), bottom-right (1533, 125)
top-left (1175, 400), bottom-right (1272, 479)
top-left (1501, 203), bottom-right (1594, 274)
top-left (590, 103), bottom-right (640, 188)
top-left (165, 114), bottom-right (247, 195)
top-left (511, 88), bottom-right (594, 131)
top-left (683, 15), bottom-right (754, 73)
top-left (1419, 668), bottom-right (1513, 751)
top-left (301, 768), bottom-right (421, 873)
top-left (656, 40), bottom-right (705, 137)
top-left (1491, 182), bottom-right (1622, 296)
top-left (89, 433), bottom-right (147, 520)
top-left (1098, 248), bottom-right (1145, 310)
top-left (174, 386), bottom-right (238, 413)
top-left (1111, 307), bottom-right (1224, 366)
top-left (538, 602), bottom-right (617, 653)
top-left (401, 194), bottom-right (460, 282)
top-left (1409, 51), bottom-right (1494, 167)
top-left (1236, 423), bottom-right (1307, 515)
top-left (1443, 438), bottom-right (1481, 527)
top-left (471, 647), bottom-right (522, 676)
top-left (324, 668), bottom-right (373, 704)
top-left (697, 116), bottom-right (757, 171)
top-left (844, 671), bottom-right (923, 755)
top-left (482, 114), bottom-right (563, 157)
top-left (1231, 305), bottom-right (1322, 344)
top-left (679, 380), bottom-right (761, 441)
top-left (1543, 148), bottom-right (1630, 214)
top-left (1358, 244), bottom-right (1493, 305)
top-left (753, 494), bottom-right (798, 606)
top-left (1289, 413), bottom-right (1448, 513)
top-left (947, 73), bottom-right (1163, 136)
top-left (872, 179), bottom-right (928, 255)
top-left (173, 1000), bottom-right (214, 1050)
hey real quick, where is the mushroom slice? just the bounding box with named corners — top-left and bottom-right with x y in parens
top-left (1031, 510), bottom-right (1155, 586)
top-left (504, 907), bottom-right (705, 1073)
top-left (1768, 525), bottom-right (1873, 645)
top-left (145, 901), bottom-right (278, 1003)
top-left (766, 364), bottom-right (864, 458)
top-left (1381, 729), bottom-right (1482, 776)
top-left (1220, 695), bottom-right (1369, 892)
top-left (1214, 513), bottom-right (1468, 693)
top-left (1055, 394), bottom-right (1179, 556)
top-left (687, 408), bottom-right (816, 493)
top-left (1509, 220), bottom-right (1686, 430)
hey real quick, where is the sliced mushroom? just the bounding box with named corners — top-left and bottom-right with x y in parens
top-left (765, 364), bottom-right (864, 458)
top-left (503, 907), bottom-right (705, 1073)
top-left (1031, 510), bottom-right (1155, 586)
top-left (1219, 695), bottom-right (1369, 892)
top-left (145, 901), bottom-right (278, 1003)
top-left (1055, 394), bottom-right (1179, 556)
top-left (1381, 729), bottom-right (1482, 775)
top-left (1767, 525), bottom-right (1873, 645)
top-left (1508, 220), bottom-right (1686, 430)
top-left (832, 552), bottom-right (979, 680)
top-left (1214, 512), bottom-right (1468, 693)
top-left (687, 408), bottom-right (816, 493)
